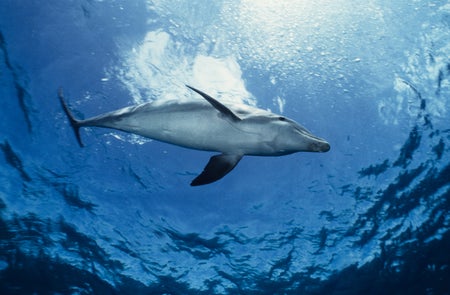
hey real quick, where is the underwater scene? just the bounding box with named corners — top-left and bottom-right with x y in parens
top-left (0, 0), bottom-right (449, 294)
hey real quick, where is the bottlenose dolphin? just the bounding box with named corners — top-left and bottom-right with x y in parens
top-left (59, 86), bottom-right (330, 186)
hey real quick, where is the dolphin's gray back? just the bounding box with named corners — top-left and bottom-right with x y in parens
top-left (78, 100), bottom-right (257, 153)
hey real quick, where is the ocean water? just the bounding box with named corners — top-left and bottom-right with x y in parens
top-left (0, 0), bottom-right (449, 294)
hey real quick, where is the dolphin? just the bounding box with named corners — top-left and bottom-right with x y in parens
top-left (58, 85), bottom-right (330, 186)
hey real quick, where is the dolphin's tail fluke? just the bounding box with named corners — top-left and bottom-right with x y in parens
top-left (58, 88), bottom-right (84, 147)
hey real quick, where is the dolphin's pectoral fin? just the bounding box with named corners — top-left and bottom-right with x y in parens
top-left (186, 85), bottom-right (242, 122)
top-left (191, 154), bottom-right (243, 186)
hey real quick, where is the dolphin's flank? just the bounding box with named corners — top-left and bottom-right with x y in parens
top-left (59, 86), bottom-right (330, 186)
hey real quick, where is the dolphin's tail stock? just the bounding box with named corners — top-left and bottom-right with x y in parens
top-left (58, 88), bottom-right (84, 147)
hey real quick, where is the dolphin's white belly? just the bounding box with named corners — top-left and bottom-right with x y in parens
top-left (83, 101), bottom-right (266, 154)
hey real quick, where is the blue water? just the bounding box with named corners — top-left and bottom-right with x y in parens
top-left (1, 1), bottom-right (449, 294)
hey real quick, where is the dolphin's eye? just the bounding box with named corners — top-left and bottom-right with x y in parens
top-left (278, 116), bottom-right (286, 121)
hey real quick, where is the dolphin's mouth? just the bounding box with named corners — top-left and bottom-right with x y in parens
top-left (296, 129), bottom-right (331, 152)
top-left (313, 140), bottom-right (330, 152)
top-left (304, 133), bottom-right (330, 152)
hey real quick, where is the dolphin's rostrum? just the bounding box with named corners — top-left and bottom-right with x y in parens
top-left (59, 86), bottom-right (330, 186)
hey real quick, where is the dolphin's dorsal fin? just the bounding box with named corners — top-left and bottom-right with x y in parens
top-left (191, 154), bottom-right (243, 186)
top-left (186, 85), bottom-right (242, 122)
